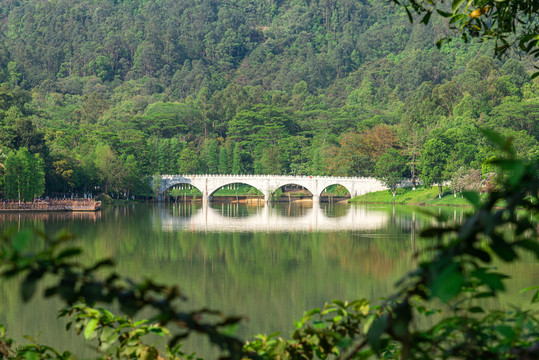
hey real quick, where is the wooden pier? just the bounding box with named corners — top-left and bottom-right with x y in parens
top-left (0, 199), bottom-right (101, 212)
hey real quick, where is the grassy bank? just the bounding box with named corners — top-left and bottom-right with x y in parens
top-left (349, 186), bottom-right (476, 206)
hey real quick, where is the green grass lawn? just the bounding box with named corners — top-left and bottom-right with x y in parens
top-left (213, 188), bottom-right (263, 196)
top-left (350, 186), bottom-right (477, 206)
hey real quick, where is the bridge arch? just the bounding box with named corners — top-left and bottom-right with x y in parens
top-left (162, 181), bottom-right (203, 201)
top-left (270, 182), bottom-right (315, 199)
top-left (319, 183), bottom-right (352, 198)
top-left (164, 179), bottom-right (202, 193)
top-left (208, 181), bottom-right (266, 198)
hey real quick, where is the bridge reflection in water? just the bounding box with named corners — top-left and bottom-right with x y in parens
top-left (157, 202), bottom-right (388, 232)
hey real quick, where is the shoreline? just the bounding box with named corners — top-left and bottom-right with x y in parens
top-left (348, 200), bottom-right (474, 208)
top-left (347, 186), bottom-right (481, 207)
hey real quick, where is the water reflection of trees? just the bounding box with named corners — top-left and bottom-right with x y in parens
top-left (0, 211), bottom-right (101, 224)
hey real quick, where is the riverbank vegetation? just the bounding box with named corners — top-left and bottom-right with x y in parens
top-left (350, 186), bottom-right (474, 206)
top-left (0, 0), bottom-right (537, 201)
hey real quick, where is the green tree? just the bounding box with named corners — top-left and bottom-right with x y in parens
top-left (421, 135), bottom-right (450, 198)
top-left (7, 61), bottom-right (21, 88)
top-left (346, 78), bottom-right (374, 109)
top-left (73, 154), bottom-right (100, 197)
top-left (94, 143), bottom-right (122, 195)
top-left (0, 107), bottom-right (47, 156)
top-left (50, 159), bottom-right (75, 193)
top-left (169, 139), bottom-right (184, 173)
top-left (202, 138), bottom-right (219, 174)
top-left (152, 173), bottom-right (162, 199)
top-left (178, 147), bottom-right (199, 174)
top-left (4, 147), bottom-right (45, 202)
top-left (218, 147), bottom-right (230, 174)
top-left (255, 145), bottom-right (283, 175)
top-left (374, 149), bottom-right (409, 203)
top-left (232, 142), bottom-right (242, 175)
top-left (443, 124), bottom-right (482, 177)
top-left (227, 105), bottom-right (293, 157)
top-left (137, 102), bottom-right (191, 138)
top-left (488, 99), bottom-right (539, 140)
top-left (157, 139), bottom-right (169, 174)
top-left (89, 55), bottom-right (114, 82)
top-left (398, 123), bottom-right (425, 189)
top-left (122, 155), bottom-right (142, 199)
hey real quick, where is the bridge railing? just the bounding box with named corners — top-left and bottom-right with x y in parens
top-left (159, 174), bottom-right (383, 181)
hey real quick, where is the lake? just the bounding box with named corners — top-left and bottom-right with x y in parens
top-left (0, 202), bottom-right (536, 357)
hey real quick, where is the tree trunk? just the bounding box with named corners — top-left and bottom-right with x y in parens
top-left (411, 153), bottom-right (416, 189)
top-left (438, 184), bottom-right (443, 198)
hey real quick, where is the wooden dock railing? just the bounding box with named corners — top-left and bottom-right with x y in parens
top-left (0, 199), bottom-right (101, 212)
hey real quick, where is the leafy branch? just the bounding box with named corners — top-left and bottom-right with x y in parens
top-left (391, 0), bottom-right (539, 73)
top-left (0, 228), bottom-right (258, 360)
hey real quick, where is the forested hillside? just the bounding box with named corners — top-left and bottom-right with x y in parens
top-left (0, 0), bottom-right (537, 198)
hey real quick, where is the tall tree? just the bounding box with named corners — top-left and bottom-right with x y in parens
top-left (94, 143), bottom-right (122, 195)
top-left (421, 134), bottom-right (450, 198)
top-left (374, 149), bottom-right (409, 203)
top-left (232, 143), bottom-right (242, 175)
top-left (218, 147), bottom-right (230, 174)
top-left (4, 147), bottom-right (45, 202)
top-left (122, 155), bottom-right (143, 199)
top-left (178, 147), bottom-right (200, 174)
top-left (202, 138), bottom-right (219, 174)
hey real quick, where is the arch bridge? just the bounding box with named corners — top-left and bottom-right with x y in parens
top-left (156, 174), bottom-right (390, 203)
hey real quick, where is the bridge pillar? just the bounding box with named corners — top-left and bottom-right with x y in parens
top-left (202, 195), bottom-right (213, 203)
top-left (202, 190), bottom-right (212, 204)
top-left (262, 185), bottom-right (271, 203)
top-left (312, 195), bottom-right (320, 204)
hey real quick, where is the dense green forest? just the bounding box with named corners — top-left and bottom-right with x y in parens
top-left (0, 0), bottom-right (537, 199)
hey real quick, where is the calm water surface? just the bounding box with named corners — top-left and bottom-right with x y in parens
top-left (0, 202), bottom-right (536, 356)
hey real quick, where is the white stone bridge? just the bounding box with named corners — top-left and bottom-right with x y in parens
top-left (156, 174), bottom-right (391, 203)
